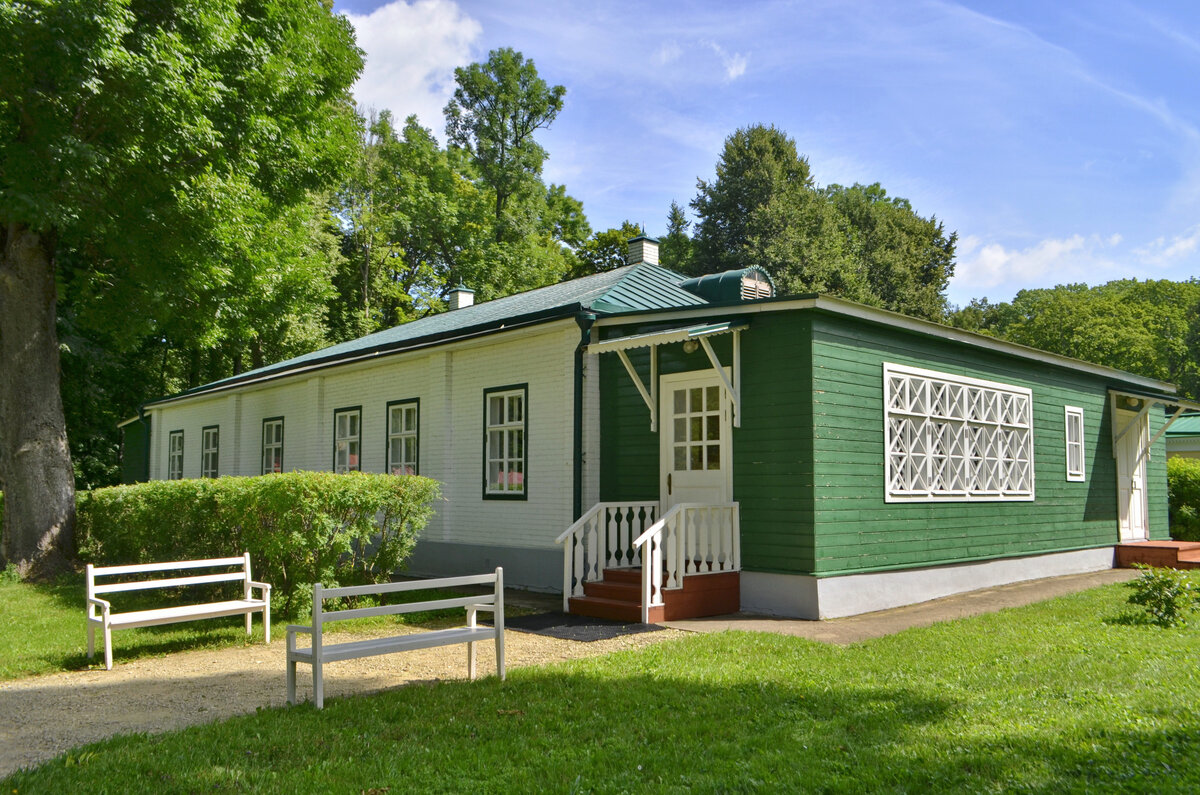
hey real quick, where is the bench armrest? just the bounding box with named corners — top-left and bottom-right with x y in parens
top-left (464, 603), bottom-right (496, 612)
top-left (87, 596), bottom-right (111, 616)
top-left (286, 625), bottom-right (313, 635)
top-left (247, 580), bottom-right (272, 594)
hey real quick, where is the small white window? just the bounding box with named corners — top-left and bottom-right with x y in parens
top-left (262, 418), bottom-right (284, 474)
top-left (167, 430), bottom-right (184, 480)
top-left (387, 400), bottom-right (419, 475)
top-left (1065, 406), bottom-right (1085, 482)
top-left (201, 426), bottom-right (219, 478)
top-left (333, 407), bottom-right (362, 473)
top-left (485, 386), bottom-right (526, 497)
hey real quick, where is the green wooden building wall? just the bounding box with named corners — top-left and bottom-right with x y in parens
top-left (597, 306), bottom-right (1170, 579)
top-left (599, 312), bottom-right (817, 573)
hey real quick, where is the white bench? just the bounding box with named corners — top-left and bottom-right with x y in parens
top-left (286, 568), bottom-right (505, 709)
top-left (86, 554), bottom-right (271, 670)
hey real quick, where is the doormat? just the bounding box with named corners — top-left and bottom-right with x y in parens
top-left (483, 612), bottom-right (665, 642)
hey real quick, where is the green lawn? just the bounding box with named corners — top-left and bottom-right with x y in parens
top-left (4, 578), bottom-right (1200, 793)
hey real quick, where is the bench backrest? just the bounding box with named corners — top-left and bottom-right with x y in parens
top-left (87, 554), bottom-right (253, 603)
top-left (310, 569), bottom-right (503, 628)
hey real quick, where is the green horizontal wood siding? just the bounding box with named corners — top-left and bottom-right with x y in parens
top-left (598, 313), bottom-right (816, 572)
top-left (809, 311), bottom-right (1169, 577)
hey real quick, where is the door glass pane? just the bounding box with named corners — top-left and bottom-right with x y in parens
top-left (706, 415), bottom-right (720, 440)
top-left (689, 388), bottom-right (702, 412)
top-left (707, 445), bottom-right (720, 469)
top-left (689, 417), bottom-right (702, 441)
top-left (674, 418), bottom-right (686, 443)
top-left (674, 390), bottom-right (685, 413)
top-left (690, 445), bottom-right (703, 470)
top-left (706, 386), bottom-right (718, 410)
top-left (674, 447), bottom-right (687, 471)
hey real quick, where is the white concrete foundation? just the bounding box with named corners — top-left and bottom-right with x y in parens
top-left (741, 547), bottom-right (1116, 620)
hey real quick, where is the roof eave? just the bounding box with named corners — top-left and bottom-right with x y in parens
top-left (145, 302), bottom-right (585, 408)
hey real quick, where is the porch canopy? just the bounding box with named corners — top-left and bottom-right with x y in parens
top-left (1109, 388), bottom-right (1200, 471)
top-left (587, 321), bottom-right (748, 430)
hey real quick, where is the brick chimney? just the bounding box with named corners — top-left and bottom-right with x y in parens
top-left (447, 283), bottom-right (475, 310)
top-left (626, 235), bottom-right (660, 266)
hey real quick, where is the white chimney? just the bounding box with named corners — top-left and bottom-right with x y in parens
top-left (626, 235), bottom-right (660, 266)
top-left (448, 283), bottom-right (475, 310)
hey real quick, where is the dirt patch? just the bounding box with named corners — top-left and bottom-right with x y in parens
top-left (0, 624), bottom-right (684, 777)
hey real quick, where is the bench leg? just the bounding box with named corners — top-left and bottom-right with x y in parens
top-left (104, 625), bottom-right (113, 671)
top-left (264, 602), bottom-right (271, 645)
top-left (87, 623), bottom-right (95, 660)
top-left (313, 660), bottom-right (324, 710)
top-left (245, 612), bottom-right (252, 636)
top-left (496, 630), bottom-right (505, 681)
top-left (468, 640), bottom-right (477, 680)
top-left (286, 658), bottom-right (296, 705)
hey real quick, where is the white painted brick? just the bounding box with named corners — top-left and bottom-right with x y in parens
top-left (151, 321), bottom-right (581, 554)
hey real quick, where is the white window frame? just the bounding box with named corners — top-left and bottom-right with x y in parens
top-left (1064, 406), bottom-right (1085, 482)
top-left (883, 363), bottom-right (1035, 502)
top-left (484, 385), bottom-right (527, 498)
top-left (167, 430), bottom-right (184, 480)
top-left (262, 418), bottom-right (284, 474)
top-left (387, 399), bottom-right (419, 475)
top-left (201, 426), bottom-right (219, 479)
top-left (333, 407), bottom-right (362, 474)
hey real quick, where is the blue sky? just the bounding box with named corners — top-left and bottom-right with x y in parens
top-left (333, 0), bottom-right (1200, 307)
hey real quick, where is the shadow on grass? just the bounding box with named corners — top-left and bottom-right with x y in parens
top-left (4, 639), bottom-right (1199, 793)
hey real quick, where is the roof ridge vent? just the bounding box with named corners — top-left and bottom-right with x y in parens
top-left (680, 266), bottom-right (776, 303)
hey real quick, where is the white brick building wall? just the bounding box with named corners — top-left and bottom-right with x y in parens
top-left (148, 321), bottom-right (582, 561)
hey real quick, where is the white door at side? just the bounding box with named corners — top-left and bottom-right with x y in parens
top-left (659, 370), bottom-right (732, 511)
top-left (1114, 407), bottom-right (1150, 542)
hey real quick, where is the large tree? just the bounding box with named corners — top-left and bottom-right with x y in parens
top-left (689, 124), bottom-right (956, 320)
top-left (444, 47), bottom-right (566, 243)
top-left (0, 0), bottom-right (362, 577)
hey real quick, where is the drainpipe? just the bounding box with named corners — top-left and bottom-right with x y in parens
top-left (573, 311), bottom-right (597, 520)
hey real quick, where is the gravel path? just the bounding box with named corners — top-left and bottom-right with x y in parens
top-left (0, 624), bottom-right (683, 777)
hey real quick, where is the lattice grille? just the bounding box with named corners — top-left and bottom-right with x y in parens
top-left (883, 364), bottom-right (1034, 501)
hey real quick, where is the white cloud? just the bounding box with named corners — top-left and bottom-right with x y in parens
top-left (706, 41), bottom-right (748, 81)
top-left (951, 233), bottom-right (1125, 298)
top-left (656, 41), bottom-right (683, 65)
top-left (342, 0), bottom-right (482, 134)
top-left (1134, 224), bottom-right (1200, 266)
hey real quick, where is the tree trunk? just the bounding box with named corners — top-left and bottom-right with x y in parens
top-left (0, 222), bottom-right (76, 579)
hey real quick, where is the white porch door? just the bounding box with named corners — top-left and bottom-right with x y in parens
top-left (660, 371), bottom-right (732, 511)
top-left (1115, 407), bottom-right (1150, 542)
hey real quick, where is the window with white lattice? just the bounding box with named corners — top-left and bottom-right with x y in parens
top-left (883, 363), bottom-right (1034, 501)
top-left (1064, 406), bottom-right (1085, 482)
top-left (387, 400), bottom-right (419, 475)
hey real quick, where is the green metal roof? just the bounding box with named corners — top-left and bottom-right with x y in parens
top-left (149, 263), bottom-right (707, 404)
top-left (1166, 414), bottom-right (1200, 437)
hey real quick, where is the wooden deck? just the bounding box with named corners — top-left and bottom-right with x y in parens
top-left (1114, 540), bottom-right (1200, 570)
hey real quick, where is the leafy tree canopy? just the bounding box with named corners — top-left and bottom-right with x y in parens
top-left (949, 280), bottom-right (1200, 399)
top-left (688, 124), bottom-right (956, 320)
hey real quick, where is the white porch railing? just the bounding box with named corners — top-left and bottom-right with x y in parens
top-left (632, 503), bottom-right (740, 623)
top-left (555, 502), bottom-right (660, 612)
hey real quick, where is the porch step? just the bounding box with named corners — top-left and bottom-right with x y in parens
top-left (1116, 541), bottom-right (1200, 570)
top-left (569, 595), bottom-right (664, 623)
top-left (568, 567), bottom-right (740, 624)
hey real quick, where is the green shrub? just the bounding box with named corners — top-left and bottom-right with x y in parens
top-left (1167, 456), bottom-right (1200, 541)
top-left (1126, 564), bottom-right (1197, 627)
top-left (76, 472), bottom-right (440, 616)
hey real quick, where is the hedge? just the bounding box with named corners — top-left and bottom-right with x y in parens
top-left (1167, 456), bottom-right (1200, 542)
top-left (76, 472), bottom-right (440, 616)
